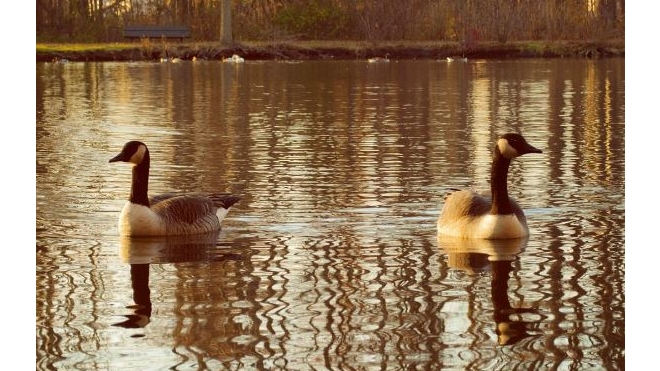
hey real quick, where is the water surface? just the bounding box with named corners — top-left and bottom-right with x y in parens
top-left (36, 58), bottom-right (624, 370)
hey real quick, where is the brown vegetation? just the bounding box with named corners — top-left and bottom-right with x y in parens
top-left (37, 0), bottom-right (624, 44)
top-left (36, 39), bottom-right (624, 63)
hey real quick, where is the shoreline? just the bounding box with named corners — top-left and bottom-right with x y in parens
top-left (37, 39), bottom-right (624, 62)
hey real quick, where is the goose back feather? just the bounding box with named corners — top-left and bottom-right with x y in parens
top-left (438, 190), bottom-right (528, 239)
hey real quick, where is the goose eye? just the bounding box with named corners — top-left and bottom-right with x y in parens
top-left (508, 137), bottom-right (523, 148)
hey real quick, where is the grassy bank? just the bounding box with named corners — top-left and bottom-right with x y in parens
top-left (37, 39), bottom-right (624, 62)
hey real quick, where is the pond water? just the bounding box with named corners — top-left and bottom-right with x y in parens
top-left (36, 58), bottom-right (625, 370)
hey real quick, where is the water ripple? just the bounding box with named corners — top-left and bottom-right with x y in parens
top-left (37, 59), bottom-right (625, 371)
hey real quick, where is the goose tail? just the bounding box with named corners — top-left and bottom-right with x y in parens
top-left (209, 193), bottom-right (241, 209)
top-left (208, 193), bottom-right (240, 223)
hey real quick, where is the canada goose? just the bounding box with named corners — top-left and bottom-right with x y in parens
top-left (109, 141), bottom-right (240, 236)
top-left (437, 133), bottom-right (542, 239)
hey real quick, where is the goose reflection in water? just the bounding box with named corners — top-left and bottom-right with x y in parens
top-left (113, 231), bottom-right (243, 331)
top-left (438, 236), bottom-right (544, 346)
top-left (113, 263), bottom-right (152, 329)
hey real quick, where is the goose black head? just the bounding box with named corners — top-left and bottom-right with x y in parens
top-left (109, 141), bottom-right (149, 165)
top-left (496, 133), bottom-right (542, 159)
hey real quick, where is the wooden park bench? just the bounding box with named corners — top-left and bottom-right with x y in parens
top-left (123, 25), bottom-right (191, 41)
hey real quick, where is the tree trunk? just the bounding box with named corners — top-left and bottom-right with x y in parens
top-left (220, 0), bottom-right (233, 45)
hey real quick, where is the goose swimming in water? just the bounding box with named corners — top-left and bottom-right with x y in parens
top-left (368, 54), bottom-right (390, 63)
top-left (437, 133), bottom-right (542, 239)
top-left (109, 141), bottom-right (241, 236)
top-left (223, 54), bottom-right (245, 63)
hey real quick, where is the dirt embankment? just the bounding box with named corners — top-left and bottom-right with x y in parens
top-left (37, 40), bottom-right (624, 62)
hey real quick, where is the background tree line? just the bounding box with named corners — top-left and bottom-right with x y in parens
top-left (36, 0), bottom-right (624, 43)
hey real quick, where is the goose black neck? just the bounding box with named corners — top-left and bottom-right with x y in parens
top-left (130, 153), bottom-right (150, 207)
top-left (490, 150), bottom-right (514, 215)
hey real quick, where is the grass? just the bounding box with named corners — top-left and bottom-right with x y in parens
top-left (36, 39), bottom-right (624, 61)
top-left (36, 42), bottom-right (140, 53)
top-left (36, 40), bottom-right (470, 53)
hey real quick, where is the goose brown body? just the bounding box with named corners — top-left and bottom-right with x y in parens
top-left (437, 133), bottom-right (542, 239)
top-left (110, 141), bottom-right (240, 236)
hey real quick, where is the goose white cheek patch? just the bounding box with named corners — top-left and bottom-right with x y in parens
top-left (129, 144), bottom-right (147, 164)
top-left (497, 138), bottom-right (519, 159)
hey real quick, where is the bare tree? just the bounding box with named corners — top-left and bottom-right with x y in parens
top-left (36, 0), bottom-right (625, 43)
top-left (220, 0), bottom-right (233, 44)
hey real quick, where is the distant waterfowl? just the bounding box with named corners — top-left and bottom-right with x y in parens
top-left (368, 54), bottom-right (390, 63)
top-left (109, 141), bottom-right (240, 236)
top-left (437, 133), bottom-right (542, 239)
top-left (159, 57), bottom-right (182, 63)
top-left (446, 56), bottom-right (468, 62)
top-left (223, 54), bottom-right (245, 63)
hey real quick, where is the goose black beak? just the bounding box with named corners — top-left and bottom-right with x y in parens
top-left (524, 144), bottom-right (542, 155)
top-left (109, 152), bottom-right (126, 163)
